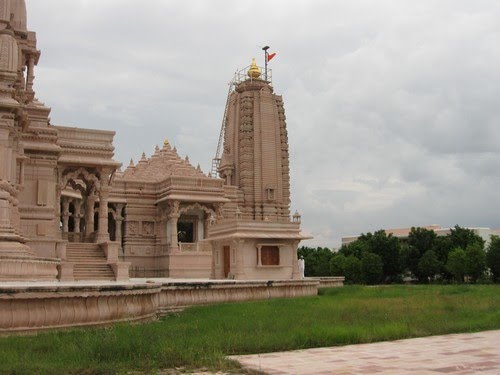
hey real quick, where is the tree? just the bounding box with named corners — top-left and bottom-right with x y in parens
top-left (464, 243), bottom-right (486, 283)
top-left (449, 225), bottom-right (485, 250)
top-left (330, 254), bottom-right (346, 276)
top-left (408, 227), bottom-right (437, 255)
top-left (486, 235), bottom-right (500, 283)
top-left (298, 246), bottom-right (334, 277)
top-left (406, 227), bottom-right (437, 279)
top-left (417, 250), bottom-right (441, 282)
top-left (343, 256), bottom-right (363, 284)
top-left (359, 230), bottom-right (402, 281)
top-left (446, 247), bottom-right (466, 283)
top-left (339, 240), bottom-right (370, 259)
top-left (432, 236), bottom-right (454, 279)
top-left (361, 252), bottom-right (383, 285)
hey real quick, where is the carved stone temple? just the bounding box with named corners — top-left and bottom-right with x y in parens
top-left (0, 0), bottom-right (309, 282)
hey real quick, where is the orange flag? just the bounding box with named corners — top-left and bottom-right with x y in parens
top-left (267, 52), bottom-right (277, 62)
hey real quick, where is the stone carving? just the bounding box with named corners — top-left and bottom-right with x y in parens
top-left (127, 221), bottom-right (139, 235)
top-left (142, 221), bottom-right (154, 236)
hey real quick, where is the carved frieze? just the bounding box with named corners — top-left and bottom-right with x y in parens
top-left (127, 221), bottom-right (139, 236)
top-left (142, 221), bottom-right (154, 236)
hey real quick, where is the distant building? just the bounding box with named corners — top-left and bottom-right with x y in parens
top-left (342, 226), bottom-right (500, 247)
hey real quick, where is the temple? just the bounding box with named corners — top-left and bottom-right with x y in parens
top-left (0, 0), bottom-right (309, 282)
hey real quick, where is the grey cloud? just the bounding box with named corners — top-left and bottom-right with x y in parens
top-left (26, 0), bottom-right (500, 246)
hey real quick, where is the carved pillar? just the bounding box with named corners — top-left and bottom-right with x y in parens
top-left (85, 194), bottom-right (96, 239)
top-left (26, 56), bottom-right (35, 94)
top-left (158, 206), bottom-right (168, 246)
top-left (232, 239), bottom-right (245, 279)
top-left (61, 198), bottom-right (70, 233)
top-left (55, 184), bottom-right (62, 236)
top-left (96, 170), bottom-right (111, 243)
top-left (167, 200), bottom-right (180, 252)
top-left (73, 200), bottom-right (81, 234)
top-left (115, 203), bottom-right (124, 248)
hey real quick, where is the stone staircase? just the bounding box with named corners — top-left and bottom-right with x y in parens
top-left (66, 243), bottom-right (115, 281)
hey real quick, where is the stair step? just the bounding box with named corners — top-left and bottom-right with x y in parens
top-left (65, 242), bottom-right (122, 281)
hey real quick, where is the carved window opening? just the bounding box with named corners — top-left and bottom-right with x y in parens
top-left (261, 246), bottom-right (280, 266)
top-left (178, 220), bottom-right (195, 243)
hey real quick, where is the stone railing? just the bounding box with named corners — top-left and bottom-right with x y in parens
top-left (157, 176), bottom-right (224, 191)
top-left (179, 242), bottom-right (212, 253)
top-left (0, 279), bottom-right (321, 333)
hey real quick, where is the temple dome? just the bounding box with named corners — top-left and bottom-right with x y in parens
top-left (0, 30), bottom-right (19, 73)
top-left (0, 0), bottom-right (27, 32)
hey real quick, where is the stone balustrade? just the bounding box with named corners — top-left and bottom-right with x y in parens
top-left (178, 242), bottom-right (212, 253)
top-left (0, 279), bottom-right (324, 334)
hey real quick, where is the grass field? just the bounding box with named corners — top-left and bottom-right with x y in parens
top-left (0, 285), bottom-right (499, 374)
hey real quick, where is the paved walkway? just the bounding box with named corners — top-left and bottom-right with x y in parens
top-left (230, 330), bottom-right (500, 374)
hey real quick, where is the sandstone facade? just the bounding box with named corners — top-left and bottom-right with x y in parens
top-left (0, 1), bottom-right (309, 282)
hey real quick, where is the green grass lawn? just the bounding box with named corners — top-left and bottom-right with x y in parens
top-left (1, 285), bottom-right (499, 374)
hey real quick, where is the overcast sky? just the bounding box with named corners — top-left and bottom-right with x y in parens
top-left (26, 0), bottom-right (500, 247)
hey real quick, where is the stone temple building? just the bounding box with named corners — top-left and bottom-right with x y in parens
top-left (0, 0), bottom-right (309, 282)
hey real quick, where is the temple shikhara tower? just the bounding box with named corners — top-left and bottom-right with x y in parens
top-left (0, 0), bottom-right (309, 282)
top-left (209, 59), bottom-right (308, 279)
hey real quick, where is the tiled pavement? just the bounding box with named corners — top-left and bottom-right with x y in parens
top-left (230, 330), bottom-right (500, 374)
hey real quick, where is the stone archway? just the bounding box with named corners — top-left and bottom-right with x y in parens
top-left (58, 167), bottom-right (112, 243)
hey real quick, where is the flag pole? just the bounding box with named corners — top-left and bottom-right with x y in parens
top-left (262, 46), bottom-right (270, 81)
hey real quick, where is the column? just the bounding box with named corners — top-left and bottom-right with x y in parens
top-left (26, 56), bottom-right (35, 92)
top-left (73, 200), bottom-right (81, 234)
top-left (115, 203), bottom-right (124, 248)
top-left (96, 169), bottom-right (111, 243)
top-left (73, 199), bottom-right (82, 242)
top-left (85, 194), bottom-right (96, 239)
top-left (167, 200), bottom-right (180, 252)
top-left (61, 198), bottom-right (70, 233)
top-left (55, 185), bottom-right (62, 237)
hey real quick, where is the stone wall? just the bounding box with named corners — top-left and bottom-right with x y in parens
top-left (0, 279), bottom-right (321, 334)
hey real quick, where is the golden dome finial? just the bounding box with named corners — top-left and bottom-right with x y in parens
top-left (164, 138), bottom-right (169, 146)
top-left (247, 58), bottom-right (261, 79)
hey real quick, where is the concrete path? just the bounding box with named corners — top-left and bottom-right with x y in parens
top-left (230, 330), bottom-right (500, 374)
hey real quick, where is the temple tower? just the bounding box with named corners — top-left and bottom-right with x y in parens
top-left (0, 0), bottom-right (59, 280)
top-left (218, 59), bottom-right (290, 222)
top-left (208, 59), bottom-right (309, 280)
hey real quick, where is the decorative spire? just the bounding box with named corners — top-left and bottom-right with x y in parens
top-left (196, 164), bottom-right (202, 172)
top-left (128, 159), bottom-right (134, 167)
top-left (185, 155), bottom-right (190, 163)
top-left (247, 58), bottom-right (261, 79)
top-left (151, 145), bottom-right (160, 158)
top-left (162, 138), bottom-right (171, 151)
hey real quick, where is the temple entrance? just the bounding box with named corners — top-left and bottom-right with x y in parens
top-left (178, 221), bottom-right (194, 243)
top-left (223, 245), bottom-right (230, 278)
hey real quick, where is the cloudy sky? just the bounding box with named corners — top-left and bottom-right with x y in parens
top-left (26, 0), bottom-right (500, 247)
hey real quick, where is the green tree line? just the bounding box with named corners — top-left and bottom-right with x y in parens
top-left (299, 225), bottom-right (500, 284)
